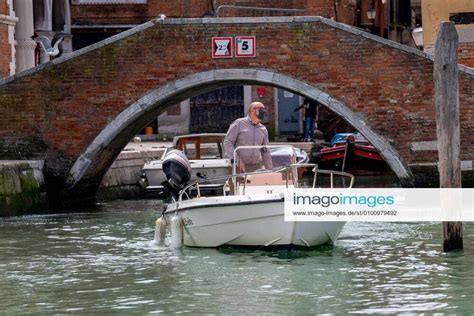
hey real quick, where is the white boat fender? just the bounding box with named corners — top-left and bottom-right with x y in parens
top-left (224, 180), bottom-right (231, 195)
top-left (170, 213), bottom-right (184, 249)
top-left (154, 215), bottom-right (167, 246)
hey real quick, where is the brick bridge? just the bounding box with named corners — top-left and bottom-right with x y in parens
top-left (0, 17), bottom-right (473, 206)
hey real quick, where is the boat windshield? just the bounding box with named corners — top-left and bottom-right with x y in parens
top-left (174, 134), bottom-right (226, 160)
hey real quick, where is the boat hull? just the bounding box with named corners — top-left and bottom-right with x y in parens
top-left (315, 142), bottom-right (390, 175)
top-left (165, 195), bottom-right (345, 248)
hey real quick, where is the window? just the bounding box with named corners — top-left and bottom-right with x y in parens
top-left (390, 0), bottom-right (411, 27)
top-left (450, 12), bottom-right (474, 25)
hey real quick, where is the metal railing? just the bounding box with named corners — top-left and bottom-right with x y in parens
top-left (175, 163), bottom-right (354, 204)
top-left (233, 145), bottom-right (300, 195)
top-left (215, 5), bottom-right (307, 17)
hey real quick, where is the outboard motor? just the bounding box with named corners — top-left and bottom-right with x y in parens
top-left (161, 149), bottom-right (192, 200)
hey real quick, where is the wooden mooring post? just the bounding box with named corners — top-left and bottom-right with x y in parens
top-left (433, 22), bottom-right (463, 252)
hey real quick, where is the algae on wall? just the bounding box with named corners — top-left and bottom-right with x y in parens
top-left (0, 161), bottom-right (48, 217)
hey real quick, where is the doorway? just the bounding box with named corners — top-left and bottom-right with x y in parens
top-left (190, 86), bottom-right (244, 133)
top-left (277, 89), bottom-right (300, 135)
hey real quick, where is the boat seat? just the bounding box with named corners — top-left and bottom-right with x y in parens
top-left (245, 173), bottom-right (291, 186)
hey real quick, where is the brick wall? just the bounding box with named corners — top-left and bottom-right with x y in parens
top-left (334, 0), bottom-right (358, 25)
top-left (0, 0), bottom-right (6, 13)
top-left (0, 0), bottom-right (10, 77)
top-left (146, 0), bottom-right (210, 18)
top-left (70, 0), bottom-right (357, 23)
top-left (0, 18), bottom-right (472, 197)
top-left (215, 0), bottom-right (308, 17)
top-left (459, 42), bottom-right (474, 68)
top-left (71, 0), bottom-right (211, 25)
top-left (0, 24), bottom-right (8, 77)
top-left (305, 0), bottom-right (335, 18)
top-left (70, 4), bottom-right (148, 24)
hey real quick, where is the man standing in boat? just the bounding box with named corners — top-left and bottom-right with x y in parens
top-left (224, 101), bottom-right (273, 172)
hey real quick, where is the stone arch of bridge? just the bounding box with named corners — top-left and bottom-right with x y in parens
top-left (69, 68), bottom-right (413, 192)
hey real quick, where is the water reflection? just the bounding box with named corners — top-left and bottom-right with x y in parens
top-left (217, 244), bottom-right (336, 260)
top-left (0, 200), bottom-right (473, 314)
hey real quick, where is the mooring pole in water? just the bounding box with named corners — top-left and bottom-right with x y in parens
top-left (433, 22), bottom-right (463, 252)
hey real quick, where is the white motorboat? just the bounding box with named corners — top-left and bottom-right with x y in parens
top-left (157, 145), bottom-right (353, 249)
top-left (142, 134), bottom-right (232, 194)
top-left (142, 134), bottom-right (308, 195)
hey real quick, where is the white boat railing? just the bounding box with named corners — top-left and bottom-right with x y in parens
top-left (175, 163), bottom-right (355, 204)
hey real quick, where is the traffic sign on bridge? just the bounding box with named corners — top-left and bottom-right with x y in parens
top-left (235, 36), bottom-right (256, 57)
top-left (212, 37), bottom-right (233, 58)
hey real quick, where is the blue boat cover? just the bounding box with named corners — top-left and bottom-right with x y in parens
top-left (330, 133), bottom-right (366, 145)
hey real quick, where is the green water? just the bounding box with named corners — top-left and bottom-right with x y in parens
top-left (1, 200), bottom-right (473, 314)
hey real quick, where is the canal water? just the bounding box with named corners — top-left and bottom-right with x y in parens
top-left (1, 199), bottom-right (473, 314)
